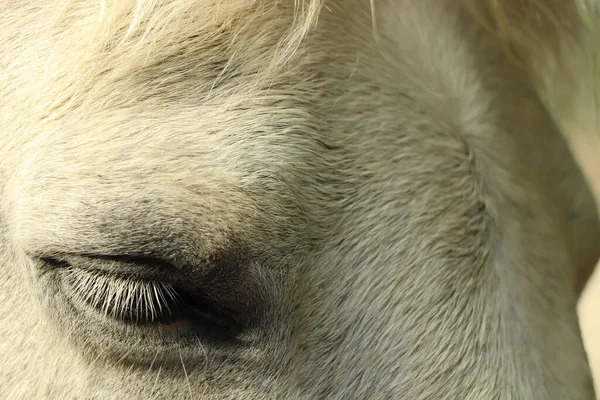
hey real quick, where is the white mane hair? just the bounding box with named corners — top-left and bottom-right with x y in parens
top-left (1, 0), bottom-right (600, 399)
top-left (460, 0), bottom-right (600, 138)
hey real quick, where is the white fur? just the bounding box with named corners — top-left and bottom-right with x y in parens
top-left (1, 1), bottom-right (599, 399)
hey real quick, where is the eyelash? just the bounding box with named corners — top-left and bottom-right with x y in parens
top-left (56, 261), bottom-right (246, 341)
top-left (61, 266), bottom-right (180, 324)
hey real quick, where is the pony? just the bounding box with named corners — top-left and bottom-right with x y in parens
top-left (1, 0), bottom-right (599, 398)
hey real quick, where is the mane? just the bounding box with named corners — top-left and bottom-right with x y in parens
top-left (459, 0), bottom-right (599, 134)
top-left (33, 0), bottom-right (600, 131)
top-left (460, 0), bottom-right (578, 61)
top-left (48, 0), bottom-right (593, 80)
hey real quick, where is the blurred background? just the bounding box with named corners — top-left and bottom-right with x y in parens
top-left (570, 134), bottom-right (600, 393)
top-left (580, 261), bottom-right (600, 393)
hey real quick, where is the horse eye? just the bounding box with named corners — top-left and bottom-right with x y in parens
top-left (38, 254), bottom-right (244, 340)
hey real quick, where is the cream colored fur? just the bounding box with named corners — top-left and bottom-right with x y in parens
top-left (1, 1), bottom-right (600, 399)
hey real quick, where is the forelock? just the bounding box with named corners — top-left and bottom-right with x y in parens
top-left (55, 0), bottom-right (324, 73)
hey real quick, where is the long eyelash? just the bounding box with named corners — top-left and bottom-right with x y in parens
top-left (62, 266), bottom-right (177, 323)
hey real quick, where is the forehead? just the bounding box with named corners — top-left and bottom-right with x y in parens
top-left (1, 11), bottom-right (323, 170)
